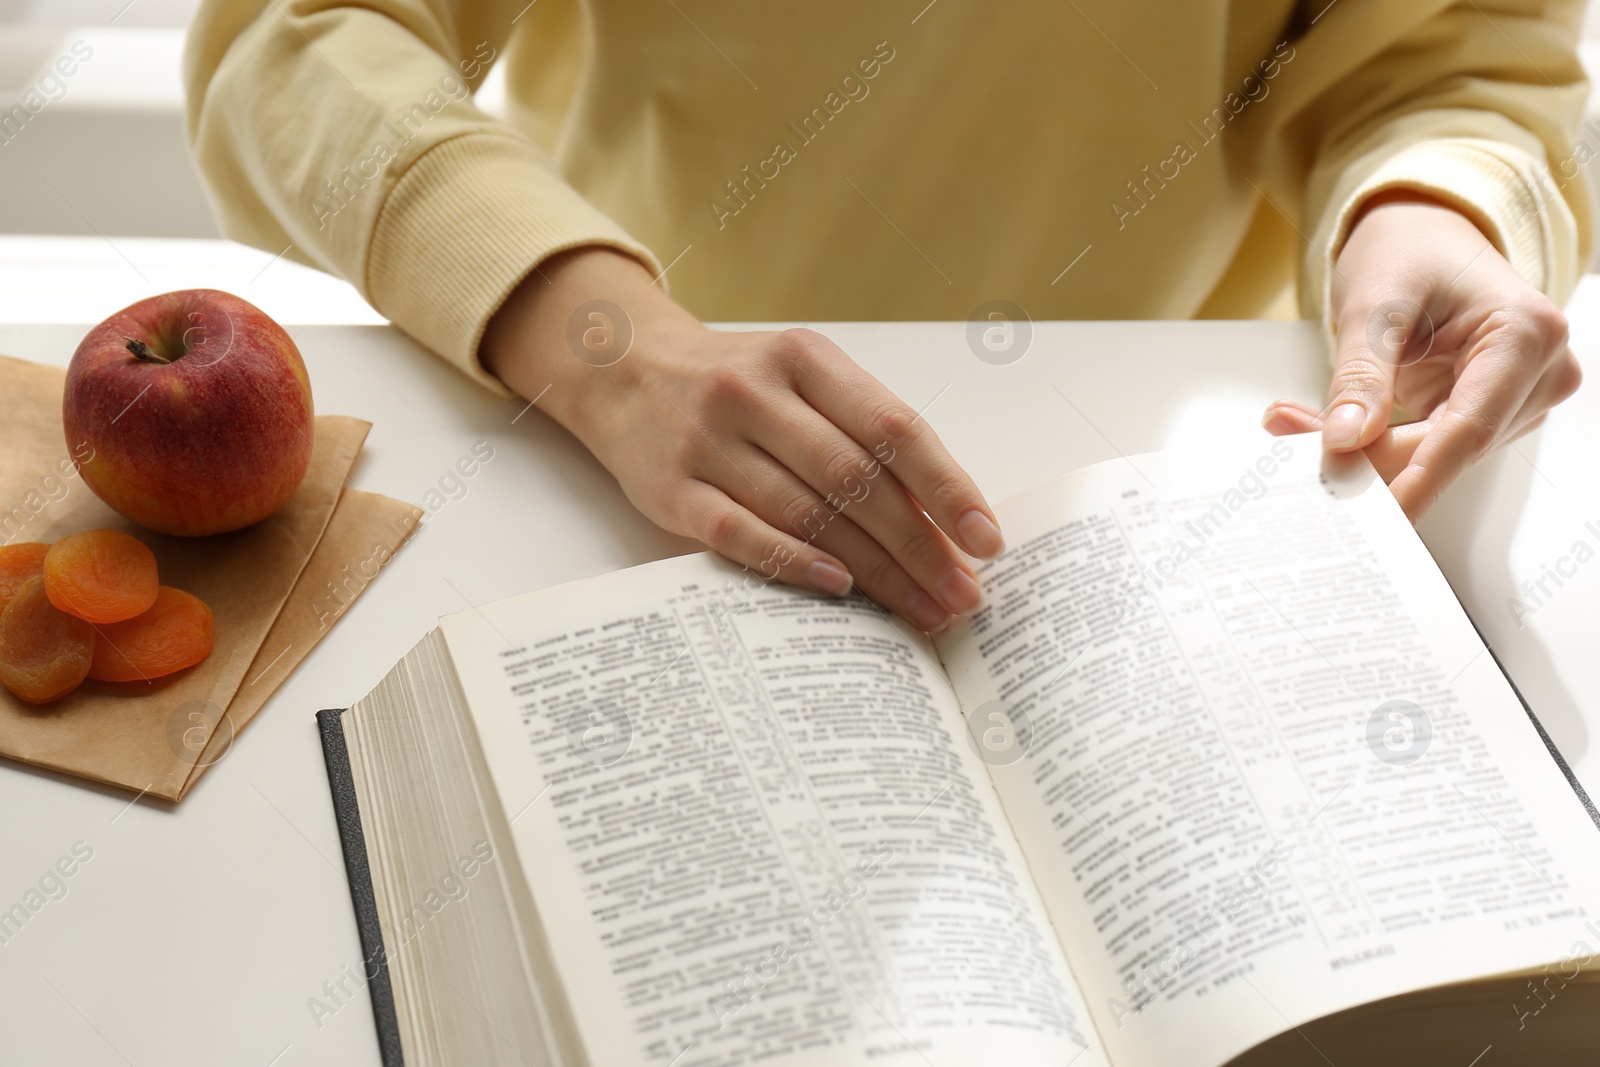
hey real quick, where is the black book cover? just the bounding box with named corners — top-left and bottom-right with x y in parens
top-left (317, 707), bottom-right (406, 1067)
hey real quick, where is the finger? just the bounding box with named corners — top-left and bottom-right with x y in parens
top-left (1323, 298), bottom-right (1411, 451)
top-left (1384, 333), bottom-right (1554, 519)
top-left (1258, 396), bottom-right (1428, 483)
top-left (1519, 345), bottom-right (1583, 422)
top-left (1361, 420), bottom-right (1431, 483)
top-left (677, 480), bottom-right (856, 596)
top-left (1274, 335), bottom-right (1571, 514)
top-left (714, 448), bottom-right (955, 631)
top-left (1513, 412), bottom-right (1549, 441)
top-left (1261, 388), bottom-right (1557, 512)
top-left (805, 503), bottom-right (956, 632)
top-left (754, 401), bottom-right (982, 614)
top-left (775, 329), bottom-right (1004, 558)
top-left (1261, 400), bottom-right (1323, 436)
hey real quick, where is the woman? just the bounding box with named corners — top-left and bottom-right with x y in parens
top-left (184, 0), bottom-right (1589, 630)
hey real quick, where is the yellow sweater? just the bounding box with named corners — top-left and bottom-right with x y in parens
top-left (184, 1), bottom-right (1591, 396)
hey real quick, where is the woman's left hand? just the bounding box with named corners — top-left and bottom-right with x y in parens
top-left (1261, 192), bottom-right (1581, 521)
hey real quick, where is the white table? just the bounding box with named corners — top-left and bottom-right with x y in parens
top-left (3, 283), bottom-right (1600, 1065)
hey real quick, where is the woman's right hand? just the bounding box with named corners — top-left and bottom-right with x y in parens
top-left (481, 248), bottom-right (1003, 632)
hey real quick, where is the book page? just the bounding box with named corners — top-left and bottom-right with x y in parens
top-left (937, 434), bottom-right (1600, 1067)
top-left (441, 553), bottom-right (1108, 1067)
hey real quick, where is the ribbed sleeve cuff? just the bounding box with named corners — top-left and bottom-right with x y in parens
top-left (1306, 138), bottom-right (1580, 359)
top-left (365, 133), bottom-right (663, 396)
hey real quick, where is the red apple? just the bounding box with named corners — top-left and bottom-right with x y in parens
top-left (63, 290), bottom-right (314, 537)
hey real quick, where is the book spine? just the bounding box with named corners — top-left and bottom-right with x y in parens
top-left (317, 708), bottom-right (408, 1067)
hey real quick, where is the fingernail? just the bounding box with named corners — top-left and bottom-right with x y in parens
top-left (808, 560), bottom-right (853, 596)
top-left (906, 589), bottom-right (951, 632)
top-left (937, 567), bottom-right (982, 613)
top-left (1323, 402), bottom-right (1365, 449)
top-left (956, 509), bottom-right (1004, 558)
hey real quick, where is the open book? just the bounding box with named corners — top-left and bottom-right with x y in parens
top-left (317, 434), bottom-right (1600, 1067)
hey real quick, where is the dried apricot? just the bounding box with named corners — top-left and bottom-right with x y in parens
top-left (44, 529), bottom-right (158, 624)
top-left (0, 577), bottom-right (95, 704)
top-left (88, 586), bottom-right (214, 683)
top-left (0, 542), bottom-right (50, 612)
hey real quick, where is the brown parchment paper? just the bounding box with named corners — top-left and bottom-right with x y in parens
top-left (0, 354), bottom-right (420, 800)
top-left (180, 488), bottom-right (422, 793)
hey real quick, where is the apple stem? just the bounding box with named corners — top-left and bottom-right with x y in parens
top-left (124, 337), bottom-right (171, 365)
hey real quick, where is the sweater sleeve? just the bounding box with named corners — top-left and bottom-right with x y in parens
top-left (182, 0), bottom-right (663, 396)
top-left (1271, 0), bottom-right (1592, 338)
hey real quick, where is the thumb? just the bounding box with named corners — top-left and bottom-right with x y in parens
top-left (1323, 299), bottom-right (1411, 451)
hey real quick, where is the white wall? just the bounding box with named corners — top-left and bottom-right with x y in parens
top-left (0, 26), bottom-right (214, 238)
top-left (0, 1), bottom-right (198, 27)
